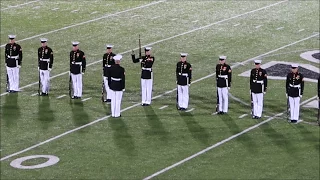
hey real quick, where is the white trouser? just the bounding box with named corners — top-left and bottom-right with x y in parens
top-left (40, 70), bottom-right (50, 93)
top-left (178, 85), bottom-right (189, 109)
top-left (289, 96), bottom-right (300, 120)
top-left (252, 93), bottom-right (264, 117)
top-left (110, 90), bottom-right (123, 117)
top-left (6, 67), bottom-right (19, 91)
top-left (141, 78), bottom-right (153, 104)
top-left (218, 87), bottom-right (228, 112)
top-left (103, 77), bottom-right (112, 100)
top-left (71, 73), bottom-right (82, 97)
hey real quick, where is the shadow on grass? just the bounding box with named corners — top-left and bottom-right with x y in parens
top-left (143, 106), bottom-right (169, 143)
top-left (219, 114), bottom-right (258, 154)
top-left (260, 122), bottom-right (298, 156)
top-left (179, 111), bottom-right (210, 146)
top-left (108, 117), bottom-right (136, 156)
top-left (70, 100), bottom-right (90, 129)
top-left (38, 97), bottom-right (55, 130)
top-left (295, 124), bottom-right (320, 151)
top-left (190, 94), bottom-right (214, 112)
top-left (1, 93), bottom-right (20, 127)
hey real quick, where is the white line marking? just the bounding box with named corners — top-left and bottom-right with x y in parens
top-left (276, 27), bottom-right (284, 30)
top-left (31, 93), bottom-right (38, 97)
top-left (296, 120), bottom-right (303, 124)
top-left (255, 25), bottom-right (263, 29)
top-left (81, 97), bottom-right (92, 102)
top-left (239, 114), bottom-right (248, 119)
top-left (32, 6), bottom-right (40, 9)
top-left (212, 112), bottom-right (218, 115)
top-left (52, 8), bottom-right (59, 11)
top-left (264, 115), bottom-right (270, 118)
top-left (0, 1), bottom-right (288, 97)
top-left (131, 14), bottom-right (140, 18)
top-left (1, 0), bottom-right (41, 11)
top-left (151, 16), bottom-right (161, 19)
top-left (186, 108), bottom-right (194, 112)
top-left (159, 105), bottom-right (168, 110)
top-left (90, 11), bottom-right (98, 14)
top-left (57, 94), bottom-right (66, 99)
top-left (143, 97), bottom-right (316, 179)
top-left (171, 18), bottom-right (177, 21)
top-left (229, 93), bottom-right (250, 106)
top-left (233, 23), bottom-right (240, 27)
top-left (1, 32), bottom-right (315, 162)
top-left (0, 0), bottom-right (166, 48)
top-left (71, 9), bottom-right (79, 13)
top-left (298, 29), bottom-right (305, 32)
top-left (192, 20), bottom-right (199, 23)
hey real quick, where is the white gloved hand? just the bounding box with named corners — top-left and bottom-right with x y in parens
top-left (263, 92), bottom-right (266, 95)
top-left (123, 89), bottom-right (125, 92)
top-left (286, 94), bottom-right (288, 98)
top-left (48, 68), bottom-right (52, 71)
top-left (82, 72), bottom-right (85, 75)
top-left (18, 65), bottom-right (21, 68)
top-left (38, 67), bottom-right (40, 71)
top-left (299, 95), bottom-right (302, 98)
top-left (227, 87), bottom-right (230, 90)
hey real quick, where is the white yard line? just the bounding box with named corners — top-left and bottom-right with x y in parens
top-left (255, 25), bottom-right (263, 29)
top-left (1, 0), bottom-right (41, 11)
top-left (171, 18), bottom-right (177, 21)
top-left (186, 108), bottom-right (195, 112)
top-left (151, 16), bottom-right (161, 20)
top-left (192, 20), bottom-right (199, 23)
top-left (298, 29), bottom-right (305, 32)
top-left (143, 97), bottom-right (316, 180)
top-left (233, 23), bottom-right (240, 27)
top-left (52, 8), bottom-right (59, 11)
top-left (0, 1), bottom-right (289, 97)
top-left (57, 94), bottom-right (66, 99)
top-left (239, 114), bottom-right (248, 119)
top-left (296, 120), bottom-right (303, 124)
top-left (90, 11), bottom-right (98, 14)
top-left (131, 14), bottom-right (140, 18)
top-left (229, 93), bottom-right (250, 106)
top-left (31, 93), bottom-right (38, 97)
top-left (0, 0), bottom-right (166, 48)
top-left (81, 97), bottom-right (92, 102)
top-left (276, 27), bottom-right (284, 30)
top-left (71, 9), bottom-right (79, 13)
top-left (159, 105), bottom-right (168, 110)
top-left (0, 33), bottom-right (316, 162)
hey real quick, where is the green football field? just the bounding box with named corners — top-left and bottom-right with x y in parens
top-left (1, 0), bottom-right (319, 179)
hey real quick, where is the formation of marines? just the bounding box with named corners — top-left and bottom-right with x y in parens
top-left (5, 35), bottom-right (319, 121)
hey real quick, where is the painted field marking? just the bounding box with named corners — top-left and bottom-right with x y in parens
top-left (296, 120), bottom-right (303, 124)
top-left (52, 8), bottom-right (59, 11)
top-left (171, 18), bottom-right (177, 21)
top-left (32, 6), bottom-right (40, 9)
top-left (1, 0), bottom-right (41, 11)
top-left (0, 0), bottom-right (166, 48)
top-left (233, 23), bottom-right (240, 27)
top-left (151, 16), bottom-right (161, 19)
top-left (239, 114), bottom-right (248, 118)
top-left (57, 94), bottom-right (66, 99)
top-left (298, 29), bottom-right (305, 32)
top-left (3, 2), bottom-right (312, 162)
top-left (255, 25), bottom-right (263, 29)
top-left (276, 27), bottom-right (284, 30)
top-left (159, 105), bottom-right (168, 110)
top-left (186, 108), bottom-right (195, 112)
top-left (192, 20), bottom-right (199, 23)
top-left (71, 9), bottom-right (79, 13)
top-left (31, 93), bottom-right (38, 97)
top-left (81, 97), bottom-right (92, 102)
top-left (131, 14), bottom-right (140, 18)
top-left (0, 1), bottom-right (288, 97)
top-left (90, 11), bottom-right (98, 14)
top-left (143, 96), bottom-right (316, 180)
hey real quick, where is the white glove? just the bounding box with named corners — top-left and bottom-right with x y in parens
top-left (82, 72), bottom-right (85, 75)
top-left (188, 84), bottom-right (190, 87)
top-left (48, 68), bottom-right (52, 71)
top-left (299, 95), bottom-right (302, 98)
top-left (263, 92), bottom-right (266, 95)
top-left (227, 87), bottom-right (230, 90)
top-left (286, 94), bottom-right (288, 98)
top-left (18, 65), bottom-right (21, 68)
top-left (38, 67), bottom-right (40, 71)
top-left (123, 89), bottom-right (125, 92)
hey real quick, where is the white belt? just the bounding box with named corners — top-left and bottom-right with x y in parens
top-left (7, 55), bottom-right (19, 59)
top-left (289, 84), bottom-right (300, 88)
top-left (179, 73), bottom-right (188, 77)
top-left (142, 67), bottom-right (152, 71)
top-left (253, 80), bottom-right (264, 84)
top-left (106, 65), bottom-right (111, 67)
top-left (72, 62), bottom-right (82, 65)
top-left (111, 77), bottom-right (121, 81)
top-left (218, 75), bottom-right (228, 78)
top-left (40, 58), bottom-right (50, 62)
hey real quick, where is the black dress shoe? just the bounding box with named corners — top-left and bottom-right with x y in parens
top-left (71, 96), bottom-right (76, 99)
top-left (106, 99), bottom-right (111, 102)
top-left (291, 120), bottom-right (297, 123)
